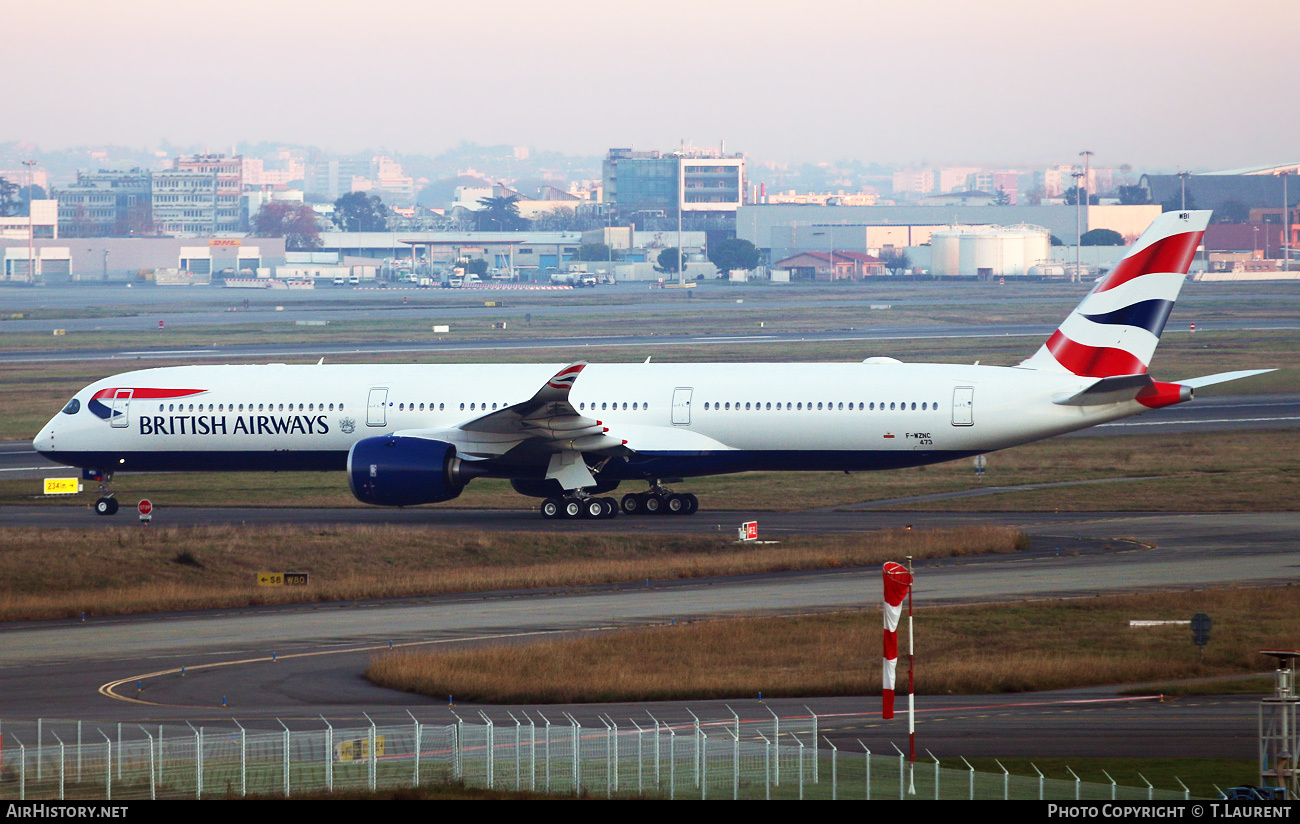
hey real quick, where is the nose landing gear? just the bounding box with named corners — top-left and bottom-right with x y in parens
top-left (89, 470), bottom-right (119, 516)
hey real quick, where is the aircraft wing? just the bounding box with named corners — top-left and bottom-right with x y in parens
top-left (394, 362), bottom-right (630, 462)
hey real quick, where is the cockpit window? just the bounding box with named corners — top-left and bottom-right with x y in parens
top-left (61, 398), bottom-right (80, 415)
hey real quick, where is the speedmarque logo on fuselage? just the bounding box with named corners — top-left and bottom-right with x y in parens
top-left (138, 414), bottom-right (331, 436)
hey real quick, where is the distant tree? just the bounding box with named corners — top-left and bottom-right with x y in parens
top-left (253, 201), bottom-right (321, 250)
top-left (1118, 185), bottom-right (1149, 205)
top-left (0, 177), bottom-right (20, 217)
top-left (455, 257), bottom-right (489, 276)
top-left (474, 194), bottom-right (529, 231)
top-left (879, 250), bottom-right (911, 276)
top-left (655, 247), bottom-right (686, 274)
top-left (993, 187), bottom-right (1011, 206)
top-left (1080, 228), bottom-right (1125, 246)
top-left (333, 192), bottom-right (389, 232)
top-left (1050, 235), bottom-right (1064, 246)
top-left (574, 242), bottom-right (619, 262)
top-left (532, 207), bottom-right (594, 231)
top-left (1064, 187), bottom-right (1100, 206)
top-left (1214, 200), bottom-right (1251, 224)
top-left (707, 238), bottom-right (760, 273)
top-left (1161, 189), bottom-right (1197, 213)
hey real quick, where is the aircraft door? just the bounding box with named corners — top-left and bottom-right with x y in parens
top-left (367, 388), bottom-right (389, 427)
top-left (109, 389), bottom-right (132, 428)
top-left (952, 386), bottom-right (974, 426)
top-left (671, 387), bottom-right (693, 425)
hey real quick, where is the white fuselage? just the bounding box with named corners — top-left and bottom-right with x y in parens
top-left (35, 360), bottom-right (1148, 480)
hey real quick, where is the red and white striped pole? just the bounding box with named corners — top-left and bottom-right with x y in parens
top-left (882, 561), bottom-right (913, 720)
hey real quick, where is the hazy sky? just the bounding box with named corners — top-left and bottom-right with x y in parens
top-left (8, 0), bottom-right (1297, 170)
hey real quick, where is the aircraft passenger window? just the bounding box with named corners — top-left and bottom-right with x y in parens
top-left (766, 402), bottom-right (771, 410)
top-left (633, 403), bottom-right (639, 410)
top-left (838, 402), bottom-right (843, 410)
top-left (470, 403), bottom-right (476, 410)
top-left (704, 403), bottom-right (710, 410)
top-left (460, 403), bottom-right (465, 410)
top-left (601, 403), bottom-right (607, 410)
top-left (724, 402), bottom-right (730, 410)
top-left (439, 403), bottom-right (444, 411)
top-left (890, 403), bottom-right (896, 410)
top-left (622, 403), bottom-right (627, 410)
top-left (62, 399), bottom-right (80, 415)
top-left (745, 403), bottom-right (750, 410)
top-left (817, 403), bottom-right (823, 410)
top-left (399, 403), bottom-right (404, 411)
top-left (911, 402), bottom-right (916, 410)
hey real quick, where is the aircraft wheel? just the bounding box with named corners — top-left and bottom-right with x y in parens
top-left (599, 498), bottom-right (618, 518)
top-left (643, 493), bottom-right (663, 515)
top-left (665, 494), bottom-right (686, 515)
top-left (562, 499), bottom-right (584, 519)
top-left (682, 493), bottom-right (699, 515)
top-left (620, 493), bottom-right (643, 515)
top-left (581, 498), bottom-right (605, 519)
top-left (540, 497), bottom-right (563, 519)
top-left (94, 497), bottom-right (118, 516)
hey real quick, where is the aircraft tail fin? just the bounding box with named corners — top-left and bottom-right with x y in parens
top-left (1020, 210), bottom-right (1211, 377)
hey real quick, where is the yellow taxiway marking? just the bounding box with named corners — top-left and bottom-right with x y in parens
top-left (99, 626), bottom-right (624, 706)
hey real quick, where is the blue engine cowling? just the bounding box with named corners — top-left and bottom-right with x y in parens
top-left (348, 436), bottom-right (466, 507)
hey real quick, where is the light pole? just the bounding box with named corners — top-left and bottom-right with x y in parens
top-left (1178, 171), bottom-right (1190, 211)
top-left (1078, 150), bottom-right (1093, 207)
top-left (1073, 170), bottom-right (1085, 282)
top-left (1282, 171), bottom-right (1291, 271)
top-left (22, 159), bottom-right (37, 283)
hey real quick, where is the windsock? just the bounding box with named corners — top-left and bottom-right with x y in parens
top-left (882, 561), bottom-right (913, 719)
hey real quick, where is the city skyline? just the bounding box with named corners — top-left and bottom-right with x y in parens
top-left (7, 0), bottom-right (1299, 171)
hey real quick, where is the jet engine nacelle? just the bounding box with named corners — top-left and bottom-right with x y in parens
top-left (348, 436), bottom-right (466, 507)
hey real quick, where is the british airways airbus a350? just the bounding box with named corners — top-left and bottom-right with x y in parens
top-left (34, 211), bottom-right (1270, 519)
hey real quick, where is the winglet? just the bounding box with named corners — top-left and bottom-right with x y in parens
top-left (531, 361), bottom-right (587, 404)
top-left (545, 362), bottom-right (586, 392)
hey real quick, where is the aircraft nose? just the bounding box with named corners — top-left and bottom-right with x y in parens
top-left (33, 420), bottom-right (56, 453)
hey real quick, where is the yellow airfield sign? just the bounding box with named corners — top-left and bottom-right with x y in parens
top-left (44, 478), bottom-right (81, 495)
top-left (257, 572), bottom-right (309, 587)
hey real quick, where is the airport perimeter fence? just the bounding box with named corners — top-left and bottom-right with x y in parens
top-left (0, 712), bottom-right (1197, 801)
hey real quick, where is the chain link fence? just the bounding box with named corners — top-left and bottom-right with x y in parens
top-left (0, 713), bottom-right (1197, 800)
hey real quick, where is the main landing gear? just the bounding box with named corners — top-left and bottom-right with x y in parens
top-left (539, 494), bottom-right (618, 520)
top-left (619, 486), bottom-right (698, 517)
top-left (537, 485), bottom-right (700, 519)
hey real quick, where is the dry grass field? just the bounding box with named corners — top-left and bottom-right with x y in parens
top-left (365, 586), bottom-right (1298, 704)
top-left (0, 522), bottom-right (1024, 621)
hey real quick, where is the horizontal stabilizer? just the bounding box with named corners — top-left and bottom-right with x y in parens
top-left (1176, 369), bottom-right (1275, 389)
top-left (1053, 374), bottom-right (1154, 406)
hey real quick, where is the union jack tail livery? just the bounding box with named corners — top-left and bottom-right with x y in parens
top-left (1020, 210), bottom-right (1210, 377)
